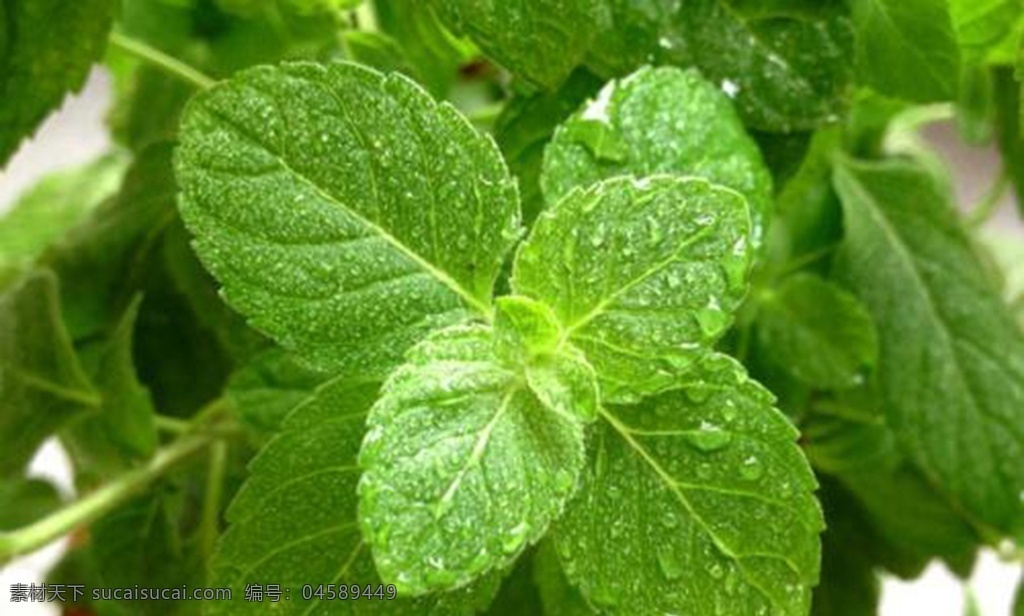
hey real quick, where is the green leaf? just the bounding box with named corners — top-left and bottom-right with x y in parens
top-left (850, 0), bottom-right (962, 102)
top-left (810, 482), bottom-right (880, 616)
top-left (494, 70), bottom-right (602, 225)
top-left (225, 348), bottom-right (330, 435)
top-left (833, 156), bottom-right (1024, 540)
top-left (426, 1), bottom-right (601, 90)
top-left (0, 153), bottom-right (128, 268)
top-left (175, 62), bottom-right (521, 378)
top-left (554, 354), bottom-right (823, 616)
top-left (542, 66), bottom-right (773, 248)
top-left (0, 270), bottom-right (98, 476)
top-left (493, 295), bottom-right (562, 364)
top-left (532, 541), bottom-right (595, 616)
top-left (512, 176), bottom-right (753, 403)
top-left (374, 0), bottom-right (476, 98)
top-left (0, 478), bottom-right (62, 530)
top-left (359, 324), bottom-right (587, 595)
top-left (62, 297), bottom-right (158, 478)
top-left (589, 1), bottom-right (855, 132)
top-left (90, 490), bottom-right (200, 616)
top-left (756, 273), bottom-right (879, 390)
top-left (949, 0), bottom-right (1019, 64)
top-left (42, 143), bottom-right (179, 341)
top-left (0, 0), bottom-right (115, 164)
top-left (803, 401), bottom-right (981, 571)
top-left (209, 374), bottom-right (503, 615)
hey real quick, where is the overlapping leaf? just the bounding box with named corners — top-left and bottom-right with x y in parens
top-left (756, 274), bottom-right (878, 390)
top-left (0, 271), bottom-right (98, 476)
top-left (359, 324), bottom-right (589, 595)
top-left (0, 0), bottom-right (115, 164)
top-left (554, 354), bottom-right (823, 616)
top-left (834, 156), bottom-right (1024, 540)
top-left (209, 373), bottom-right (503, 615)
top-left (542, 67), bottom-right (773, 247)
top-left (849, 0), bottom-right (961, 102)
top-left (512, 176), bottom-right (752, 402)
top-left (176, 62), bottom-right (521, 378)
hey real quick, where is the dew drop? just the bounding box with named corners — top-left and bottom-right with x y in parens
top-left (656, 547), bottom-right (685, 580)
top-left (740, 455), bottom-right (764, 481)
top-left (687, 422), bottom-right (732, 452)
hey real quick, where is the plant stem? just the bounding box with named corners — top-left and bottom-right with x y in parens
top-left (108, 31), bottom-right (216, 90)
top-left (0, 433), bottom-right (211, 564)
top-left (199, 440), bottom-right (229, 560)
top-left (155, 414), bottom-right (191, 434)
top-left (967, 171), bottom-right (1010, 228)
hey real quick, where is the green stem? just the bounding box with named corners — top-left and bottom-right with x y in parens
top-left (155, 414), bottom-right (191, 434)
top-left (108, 31), bottom-right (216, 90)
top-left (199, 441), bottom-right (229, 560)
top-left (0, 433), bottom-right (212, 564)
top-left (967, 171), bottom-right (1010, 228)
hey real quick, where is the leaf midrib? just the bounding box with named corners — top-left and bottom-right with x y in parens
top-left (598, 407), bottom-right (800, 608)
top-left (197, 104), bottom-right (493, 319)
top-left (835, 163), bottom-right (1019, 519)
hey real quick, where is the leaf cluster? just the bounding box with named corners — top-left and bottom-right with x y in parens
top-left (2, 1), bottom-right (1024, 616)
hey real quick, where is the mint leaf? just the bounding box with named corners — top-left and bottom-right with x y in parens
top-left (0, 478), bottom-right (62, 530)
top-left (554, 354), bottom-right (823, 616)
top-left (209, 375), bottom-right (502, 615)
top-left (0, 153), bottom-right (128, 269)
top-left (949, 0), bottom-right (1019, 64)
top-left (542, 67), bottom-right (773, 247)
top-left (756, 273), bottom-right (879, 390)
top-left (43, 143), bottom-right (179, 341)
top-left (63, 297), bottom-right (158, 478)
top-left (512, 176), bottom-right (753, 402)
top-left (226, 348), bottom-right (329, 435)
top-left (589, 1), bottom-right (855, 132)
top-left (175, 62), bottom-right (521, 378)
top-left (375, 0), bottom-right (476, 97)
top-left (494, 70), bottom-right (602, 225)
top-left (91, 491), bottom-right (199, 616)
top-left (426, 1), bottom-right (601, 89)
top-left (533, 541), bottom-right (595, 616)
top-left (810, 483), bottom-right (881, 616)
top-left (0, 270), bottom-right (98, 476)
top-left (834, 156), bottom-right (1024, 540)
top-left (850, 0), bottom-right (962, 102)
top-left (359, 324), bottom-right (587, 594)
top-left (493, 296), bottom-right (562, 364)
top-left (803, 402), bottom-right (980, 571)
top-left (0, 0), bottom-right (115, 163)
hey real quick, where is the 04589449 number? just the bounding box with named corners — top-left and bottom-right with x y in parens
top-left (300, 584), bottom-right (398, 601)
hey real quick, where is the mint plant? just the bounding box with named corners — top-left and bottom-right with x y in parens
top-left (1, 2), bottom-right (1023, 616)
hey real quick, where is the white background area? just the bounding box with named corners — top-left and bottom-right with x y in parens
top-left (0, 69), bottom-right (1021, 615)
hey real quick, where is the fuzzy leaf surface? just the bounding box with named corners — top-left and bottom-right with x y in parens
top-left (359, 324), bottom-right (587, 595)
top-left (512, 176), bottom-right (752, 402)
top-left (554, 354), bottom-right (823, 616)
top-left (588, 0), bottom-right (855, 132)
top-left (426, 1), bottom-right (602, 89)
top-left (542, 67), bottom-right (773, 247)
top-left (208, 375), bottom-right (503, 615)
top-left (756, 274), bottom-right (879, 390)
top-left (176, 62), bottom-right (520, 378)
top-left (834, 156), bottom-right (1024, 540)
